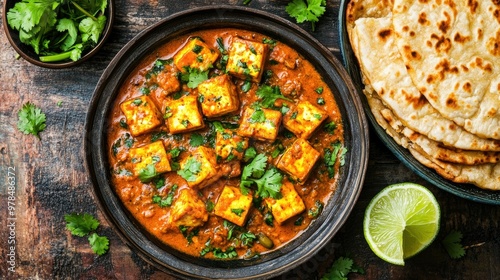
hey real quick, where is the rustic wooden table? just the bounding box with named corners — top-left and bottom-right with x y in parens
top-left (1, 0), bottom-right (500, 279)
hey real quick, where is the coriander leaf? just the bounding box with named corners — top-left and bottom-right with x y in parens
top-left (243, 147), bottom-right (257, 162)
top-left (442, 230), bottom-right (466, 259)
top-left (88, 233), bottom-right (109, 256)
top-left (286, 0), bottom-right (326, 31)
top-left (190, 133), bottom-right (204, 147)
top-left (17, 102), bottom-right (46, 138)
top-left (255, 85), bottom-right (292, 108)
top-left (64, 213), bottom-right (99, 237)
top-left (138, 163), bottom-right (158, 183)
top-left (181, 68), bottom-right (209, 88)
top-left (242, 153), bottom-right (268, 180)
top-left (321, 257), bottom-right (364, 280)
top-left (249, 108), bottom-right (266, 124)
top-left (177, 157), bottom-right (202, 182)
top-left (56, 18), bottom-right (78, 51)
top-left (253, 168), bottom-right (283, 199)
top-left (79, 15), bottom-right (107, 44)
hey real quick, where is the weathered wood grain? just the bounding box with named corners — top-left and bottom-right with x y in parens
top-left (1, 0), bottom-right (500, 279)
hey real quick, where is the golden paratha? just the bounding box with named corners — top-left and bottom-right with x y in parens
top-left (351, 16), bottom-right (500, 151)
top-left (392, 0), bottom-right (500, 139)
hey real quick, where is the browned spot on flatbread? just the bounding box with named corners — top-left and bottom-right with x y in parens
top-left (403, 90), bottom-right (427, 109)
top-left (431, 34), bottom-right (452, 53)
top-left (418, 0), bottom-right (430, 3)
top-left (494, 9), bottom-right (500, 24)
top-left (418, 12), bottom-right (429, 25)
top-left (462, 82), bottom-right (472, 93)
top-left (446, 93), bottom-right (459, 109)
top-left (461, 65), bottom-right (469, 72)
top-left (487, 107), bottom-right (498, 117)
top-left (435, 59), bottom-right (459, 80)
top-left (454, 33), bottom-right (471, 44)
top-left (402, 45), bottom-right (422, 60)
top-left (487, 30), bottom-right (500, 56)
top-left (494, 0), bottom-right (500, 6)
top-left (378, 29), bottom-right (392, 41)
top-left (471, 57), bottom-right (493, 72)
top-left (438, 12), bottom-right (452, 33)
top-left (467, 0), bottom-right (478, 13)
top-left (402, 26), bottom-right (409, 32)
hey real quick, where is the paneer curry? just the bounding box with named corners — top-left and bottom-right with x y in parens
top-left (107, 28), bottom-right (346, 259)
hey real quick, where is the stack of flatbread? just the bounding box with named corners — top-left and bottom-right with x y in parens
top-left (346, 0), bottom-right (500, 190)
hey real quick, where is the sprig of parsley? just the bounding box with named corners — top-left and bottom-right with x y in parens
top-left (17, 102), bottom-right (46, 138)
top-left (442, 230), bottom-right (466, 259)
top-left (321, 256), bottom-right (364, 280)
top-left (64, 213), bottom-right (109, 256)
top-left (286, 0), bottom-right (326, 31)
top-left (240, 154), bottom-right (283, 199)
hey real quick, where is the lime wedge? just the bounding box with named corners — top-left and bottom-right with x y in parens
top-left (363, 182), bottom-right (440, 265)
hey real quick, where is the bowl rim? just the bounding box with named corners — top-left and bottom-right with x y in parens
top-left (2, 0), bottom-right (115, 69)
top-left (337, 0), bottom-right (500, 205)
top-left (84, 5), bottom-right (369, 279)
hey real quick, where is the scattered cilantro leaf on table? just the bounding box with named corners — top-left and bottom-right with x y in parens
top-left (88, 233), bottom-right (110, 256)
top-left (321, 256), bottom-right (364, 280)
top-left (286, 0), bottom-right (326, 31)
top-left (442, 230), bottom-right (466, 259)
top-left (17, 102), bottom-right (46, 138)
top-left (65, 213), bottom-right (99, 237)
top-left (65, 213), bottom-right (110, 256)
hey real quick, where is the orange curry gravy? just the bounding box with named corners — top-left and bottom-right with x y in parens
top-left (107, 28), bottom-right (345, 259)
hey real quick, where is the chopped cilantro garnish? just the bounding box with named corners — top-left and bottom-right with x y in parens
top-left (177, 157), bottom-right (202, 182)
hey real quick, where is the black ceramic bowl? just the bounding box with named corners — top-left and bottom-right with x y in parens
top-left (338, 0), bottom-right (500, 205)
top-left (85, 6), bottom-right (369, 279)
top-left (2, 0), bottom-right (114, 68)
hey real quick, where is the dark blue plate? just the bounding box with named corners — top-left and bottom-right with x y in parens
top-left (338, 0), bottom-right (500, 205)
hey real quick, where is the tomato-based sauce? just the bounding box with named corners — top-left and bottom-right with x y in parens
top-left (107, 28), bottom-right (345, 259)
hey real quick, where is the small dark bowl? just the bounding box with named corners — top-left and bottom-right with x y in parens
top-left (2, 0), bottom-right (114, 68)
top-left (85, 6), bottom-right (369, 279)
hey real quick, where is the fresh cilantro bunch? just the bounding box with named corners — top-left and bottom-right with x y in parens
top-left (240, 153), bottom-right (283, 199)
top-left (65, 213), bottom-right (109, 256)
top-left (17, 102), bottom-right (46, 138)
top-left (286, 0), bottom-right (326, 31)
top-left (7, 0), bottom-right (108, 62)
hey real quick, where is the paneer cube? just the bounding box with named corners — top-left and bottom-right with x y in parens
top-left (198, 74), bottom-right (240, 118)
top-left (283, 100), bottom-right (328, 139)
top-left (173, 37), bottom-right (219, 72)
top-left (128, 141), bottom-right (171, 177)
top-left (164, 95), bottom-right (205, 134)
top-left (120, 96), bottom-right (163, 137)
top-left (155, 64), bottom-right (181, 97)
top-left (215, 128), bottom-right (249, 162)
top-left (178, 146), bottom-right (220, 189)
top-left (214, 186), bottom-right (253, 227)
top-left (227, 38), bottom-right (269, 82)
top-left (277, 138), bottom-right (320, 184)
top-left (265, 180), bottom-right (305, 225)
top-left (169, 188), bottom-right (208, 228)
top-left (237, 107), bottom-right (282, 141)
